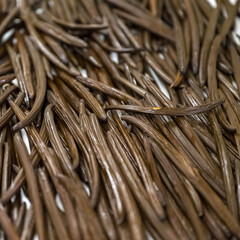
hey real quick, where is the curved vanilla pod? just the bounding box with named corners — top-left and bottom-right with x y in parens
top-left (166, 1), bottom-right (186, 74)
top-left (105, 99), bottom-right (225, 116)
top-left (78, 111), bottom-right (102, 208)
top-left (43, 10), bottom-right (107, 30)
top-left (44, 104), bottom-right (75, 178)
top-left (89, 114), bottom-right (126, 223)
top-left (183, 19), bottom-right (191, 73)
top-left (199, 4), bottom-right (221, 86)
top-left (218, 53), bottom-right (233, 75)
top-left (76, 75), bottom-right (141, 105)
top-left (94, 41), bottom-right (143, 53)
top-left (57, 121), bottom-right (80, 170)
top-left (13, 132), bottom-right (45, 240)
top-left (15, 31), bottom-right (34, 99)
top-left (1, 142), bottom-right (10, 196)
top-left (12, 37), bottom-right (46, 131)
top-left (184, 0), bottom-right (200, 74)
top-left (217, 104), bottom-right (236, 133)
top-left (6, 44), bottom-right (30, 106)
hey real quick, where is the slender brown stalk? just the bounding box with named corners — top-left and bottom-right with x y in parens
top-left (106, 99), bottom-right (224, 115)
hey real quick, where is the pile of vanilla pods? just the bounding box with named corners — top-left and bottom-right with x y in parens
top-left (1, 0), bottom-right (240, 239)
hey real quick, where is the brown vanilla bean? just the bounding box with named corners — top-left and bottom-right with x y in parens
top-left (15, 31), bottom-right (34, 99)
top-left (57, 120), bottom-right (79, 170)
top-left (105, 99), bottom-right (224, 116)
top-left (13, 132), bottom-right (45, 240)
top-left (199, 3), bottom-right (220, 86)
top-left (43, 34), bottom-right (69, 64)
top-left (12, 37), bottom-right (46, 131)
top-left (76, 75), bottom-right (141, 105)
top-left (166, 1), bottom-right (186, 74)
top-left (43, 10), bottom-right (107, 30)
top-left (184, 0), bottom-right (200, 74)
top-left (7, 45), bottom-right (30, 106)
top-left (44, 104), bottom-right (75, 178)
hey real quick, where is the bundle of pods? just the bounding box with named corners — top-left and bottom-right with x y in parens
top-left (1, 0), bottom-right (240, 239)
